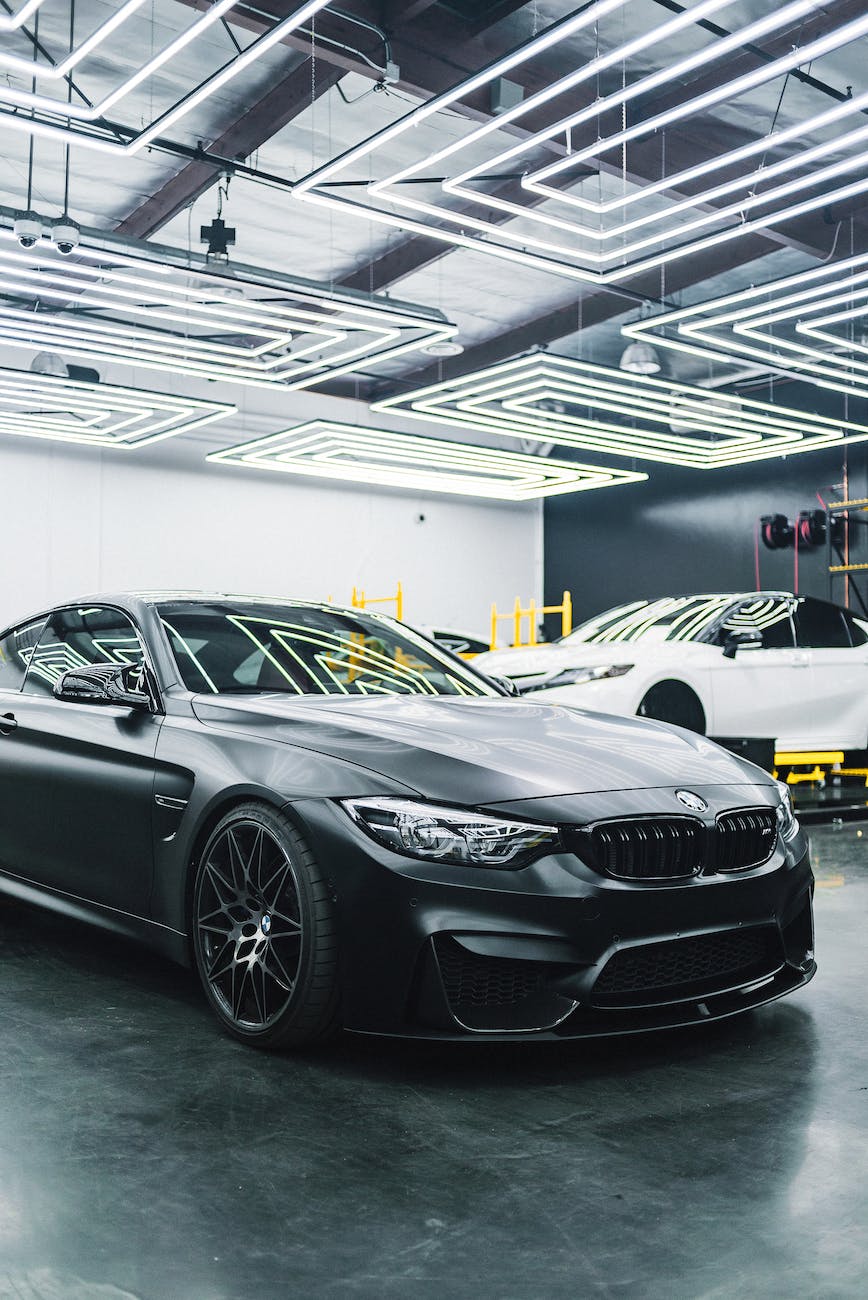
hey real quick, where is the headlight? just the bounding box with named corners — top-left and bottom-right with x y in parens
top-left (775, 781), bottom-right (800, 842)
top-left (341, 797), bottom-right (559, 869)
top-left (523, 663), bottom-right (633, 692)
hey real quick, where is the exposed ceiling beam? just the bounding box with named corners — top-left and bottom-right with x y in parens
top-left (124, 0), bottom-right (547, 242)
top-left (115, 58), bottom-right (343, 239)
top-left (336, 172), bottom-right (567, 292)
top-left (384, 0), bottom-right (440, 24)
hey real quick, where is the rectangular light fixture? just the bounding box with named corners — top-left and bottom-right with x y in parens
top-left (0, 211), bottom-right (456, 390)
top-left (0, 0), bottom-right (45, 32)
top-left (292, 0), bottom-right (868, 283)
top-left (623, 251), bottom-right (868, 403)
top-left (371, 354), bottom-right (868, 470)
top-left (206, 419), bottom-right (648, 499)
top-left (0, 366), bottom-right (234, 448)
top-left (0, 1), bottom-right (330, 155)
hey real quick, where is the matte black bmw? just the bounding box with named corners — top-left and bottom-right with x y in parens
top-left (0, 594), bottom-right (815, 1047)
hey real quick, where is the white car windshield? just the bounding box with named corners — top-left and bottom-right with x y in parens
top-left (559, 596), bottom-right (737, 646)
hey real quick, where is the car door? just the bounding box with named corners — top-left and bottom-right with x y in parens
top-left (0, 614), bottom-right (48, 874)
top-left (1, 604), bottom-right (163, 916)
top-left (792, 597), bottom-right (868, 749)
top-left (706, 596), bottom-right (813, 745)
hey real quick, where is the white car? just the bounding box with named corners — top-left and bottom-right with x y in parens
top-left (474, 592), bottom-right (868, 755)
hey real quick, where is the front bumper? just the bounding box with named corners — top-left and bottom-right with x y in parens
top-left (287, 789), bottom-right (815, 1040)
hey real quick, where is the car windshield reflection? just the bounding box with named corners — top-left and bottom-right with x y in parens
top-left (159, 602), bottom-right (496, 699)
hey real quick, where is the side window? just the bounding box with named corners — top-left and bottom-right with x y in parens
top-left (720, 597), bottom-right (795, 650)
top-left (793, 598), bottom-right (851, 649)
top-left (0, 619), bottom-right (46, 692)
top-left (843, 611), bottom-right (868, 648)
top-left (23, 606), bottom-right (146, 697)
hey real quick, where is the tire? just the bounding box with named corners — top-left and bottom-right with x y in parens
top-left (637, 680), bottom-right (706, 735)
top-left (192, 801), bottom-right (340, 1049)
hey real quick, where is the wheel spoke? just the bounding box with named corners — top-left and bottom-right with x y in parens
top-left (250, 961), bottom-right (269, 1023)
top-left (231, 960), bottom-right (250, 1021)
top-left (204, 858), bottom-right (235, 904)
top-left (199, 921), bottom-right (233, 939)
top-left (206, 939), bottom-right (235, 982)
top-left (226, 829), bottom-right (249, 893)
top-left (266, 944), bottom-right (297, 993)
top-left (269, 906), bottom-right (301, 930)
top-left (198, 899), bottom-right (233, 926)
top-left (262, 860), bottom-right (293, 911)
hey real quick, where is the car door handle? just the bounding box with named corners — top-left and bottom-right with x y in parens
top-left (790, 653), bottom-right (810, 667)
top-left (0, 712), bottom-right (18, 735)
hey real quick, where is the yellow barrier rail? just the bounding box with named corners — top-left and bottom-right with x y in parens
top-left (489, 590), bottom-right (572, 650)
top-left (351, 582), bottom-right (404, 622)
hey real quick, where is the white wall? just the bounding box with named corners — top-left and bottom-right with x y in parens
top-left (0, 424), bottom-right (543, 639)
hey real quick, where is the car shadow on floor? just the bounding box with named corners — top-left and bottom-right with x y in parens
top-left (0, 892), bottom-right (818, 1090)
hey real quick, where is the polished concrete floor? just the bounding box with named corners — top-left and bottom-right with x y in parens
top-left (0, 823), bottom-right (866, 1300)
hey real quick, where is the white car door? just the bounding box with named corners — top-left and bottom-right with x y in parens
top-left (706, 596), bottom-right (814, 746)
top-left (792, 597), bottom-right (868, 749)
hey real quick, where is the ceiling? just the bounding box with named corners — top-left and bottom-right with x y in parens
top-left (2, 0), bottom-right (868, 484)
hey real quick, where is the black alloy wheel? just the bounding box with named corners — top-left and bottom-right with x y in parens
top-left (637, 680), bottom-right (706, 735)
top-left (192, 803), bottom-right (339, 1048)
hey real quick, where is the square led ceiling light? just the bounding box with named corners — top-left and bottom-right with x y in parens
top-left (0, 366), bottom-right (234, 448)
top-left (371, 354), bottom-right (868, 470)
top-left (624, 251), bottom-right (868, 403)
top-left (206, 419), bottom-right (647, 499)
top-left (0, 0), bottom-right (330, 154)
top-left (0, 214), bottom-right (455, 390)
top-left (294, 0), bottom-right (868, 283)
top-left (0, 1), bottom-right (45, 32)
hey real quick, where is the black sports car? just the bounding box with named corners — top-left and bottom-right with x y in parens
top-left (0, 594), bottom-right (815, 1048)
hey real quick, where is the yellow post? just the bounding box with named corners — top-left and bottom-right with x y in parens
top-left (561, 590), bottom-right (572, 638)
top-left (490, 603), bottom-right (498, 651)
top-left (350, 586), bottom-right (359, 609)
top-left (513, 596), bottom-right (522, 648)
top-left (396, 582), bottom-right (404, 622)
top-left (528, 599), bottom-right (537, 646)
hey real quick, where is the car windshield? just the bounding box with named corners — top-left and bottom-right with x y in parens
top-left (158, 601), bottom-right (498, 698)
top-left (559, 596), bottom-right (737, 646)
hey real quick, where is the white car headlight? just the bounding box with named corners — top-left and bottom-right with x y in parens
top-left (342, 797), bottom-right (559, 869)
top-left (523, 663), bottom-right (634, 692)
top-left (775, 781), bottom-right (800, 842)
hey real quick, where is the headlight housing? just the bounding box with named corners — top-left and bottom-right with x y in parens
top-left (775, 781), bottom-right (800, 842)
top-left (523, 663), bottom-right (633, 692)
top-left (342, 797), bottom-right (559, 869)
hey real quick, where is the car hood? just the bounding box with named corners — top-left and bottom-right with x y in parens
top-left (475, 640), bottom-right (695, 678)
top-left (191, 694), bottom-right (766, 803)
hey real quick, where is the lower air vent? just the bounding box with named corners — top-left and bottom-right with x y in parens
top-left (592, 927), bottom-right (782, 1007)
top-left (431, 936), bottom-right (577, 1032)
top-left (434, 936), bottom-right (545, 1009)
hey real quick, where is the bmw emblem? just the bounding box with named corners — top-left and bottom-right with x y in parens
top-left (261, 913), bottom-right (272, 936)
top-left (676, 790), bottom-right (708, 812)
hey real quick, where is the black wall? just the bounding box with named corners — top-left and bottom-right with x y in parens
top-left (544, 445), bottom-right (868, 629)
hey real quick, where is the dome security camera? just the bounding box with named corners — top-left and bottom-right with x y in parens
top-left (51, 217), bottom-right (80, 255)
top-left (13, 211), bottom-right (45, 249)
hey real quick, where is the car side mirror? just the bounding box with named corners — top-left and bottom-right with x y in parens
top-left (489, 674), bottom-right (522, 696)
top-left (54, 663), bottom-right (153, 711)
top-left (722, 629), bottom-right (763, 660)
